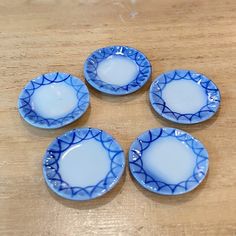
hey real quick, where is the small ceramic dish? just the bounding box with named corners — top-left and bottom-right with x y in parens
top-left (43, 127), bottom-right (125, 201)
top-left (18, 72), bottom-right (90, 129)
top-left (129, 127), bottom-right (209, 195)
top-left (149, 69), bottom-right (221, 124)
top-left (84, 45), bottom-right (152, 95)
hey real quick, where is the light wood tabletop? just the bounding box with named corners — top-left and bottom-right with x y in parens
top-left (0, 0), bottom-right (236, 235)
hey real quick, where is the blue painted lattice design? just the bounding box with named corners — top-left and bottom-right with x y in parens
top-left (129, 127), bottom-right (209, 195)
top-left (149, 70), bottom-right (221, 124)
top-left (84, 45), bottom-right (152, 95)
top-left (43, 128), bottom-right (125, 200)
top-left (18, 72), bottom-right (90, 129)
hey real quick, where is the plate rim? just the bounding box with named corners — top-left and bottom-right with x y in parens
top-left (84, 45), bottom-right (152, 95)
top-left (129, 127), bottom-right (209, 195)
top-left (18, 72), bottom-right (90, 129)
top-left (42, 127), bottom-right (125, 201)
top-left (149, 69), bottom-right (221, 124)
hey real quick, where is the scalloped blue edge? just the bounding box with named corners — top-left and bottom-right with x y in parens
top-left (42, 127), bottom-right (125, 201)
top-left (84, 45), bottom-right (152, 95)
top-left (18, 72), bottom-right (90, 129)
top-left (129, 127), bottom-right (209, 195)
top-left (149, 69), bottom-right (221, 124)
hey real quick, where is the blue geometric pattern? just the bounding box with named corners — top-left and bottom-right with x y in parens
top-left (84, 45), bottom-right (152, 95)
top-left (149, 70), bottom-right (221, 124)
top-left (18, 72), bottom-right (90, 129)
top-left (43, 128), bottom-right (125, 200)
top-left (129, 127), bottom-right (209, 195)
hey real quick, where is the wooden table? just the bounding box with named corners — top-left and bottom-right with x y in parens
top-left (1, 0), bottom-right (236, 235)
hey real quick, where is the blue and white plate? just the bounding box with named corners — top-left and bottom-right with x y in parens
top-left (129, 127), bottom-right (209, 195)
top-left (18, 72), bottom-right (90, 129)
top-left (43, 127), bottom-right (125, 201)
top-left (84, 45), bottom-right (152, 95)
top-left (149, 70), bottom-right (221, 124)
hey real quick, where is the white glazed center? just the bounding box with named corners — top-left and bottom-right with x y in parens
top-left (97, 55), bottom-right (139, 86)
top-left (142, 137), bottom-right (196, 184)
top-left (30, 82), bottom-right (78, 119)
top-left (58, 139), bottom-right (111, 187)
top-left (162, 80), bottom-right (206, 114)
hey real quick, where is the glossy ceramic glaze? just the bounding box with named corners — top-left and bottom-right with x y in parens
top-left (149, 69), bottom-right (221, 124)
top-left (97, 55), bottom-right (139, 86)
top-left (58, 139), bottom-right (110, 187)
top-left (143, 136), bottom-right (196, 184)
top-left (162, 80), bottom-right (206, 114)
top-left (18, 72), bottom-right (90, 129)
top-left (129, 127), bottom-right (209, 195)
top-left (31, 82), bottom-right (78, 119)
top-left (84, 45), bottom-right (152, 95)
top-left (43, 128), bottom-right (125, 201)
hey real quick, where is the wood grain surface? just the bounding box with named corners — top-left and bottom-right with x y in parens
top-left (0, 0), bottom-right (236, 235)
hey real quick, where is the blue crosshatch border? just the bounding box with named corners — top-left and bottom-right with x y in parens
top-left (18, 72), bottom-right (90, 129)
top-left (84, 45), bottom-right (152, 95)
top-left (43, 128), bottom-right (125, 201)
top-left (149, 69), bottom-right (221, 124)
top-left (129, 127), bottom-right (209, 195)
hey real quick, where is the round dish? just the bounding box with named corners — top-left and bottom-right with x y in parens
top-left (43, 127), bottom-right (125, 201)
top-left (84, 45), bottom-right (152, 95)
top-left (129, 127), bottom-right (209, 195)
top-left (149, 69), bottom-right (221, 124)
top-left (18, 72), bottom-right (90, 129)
